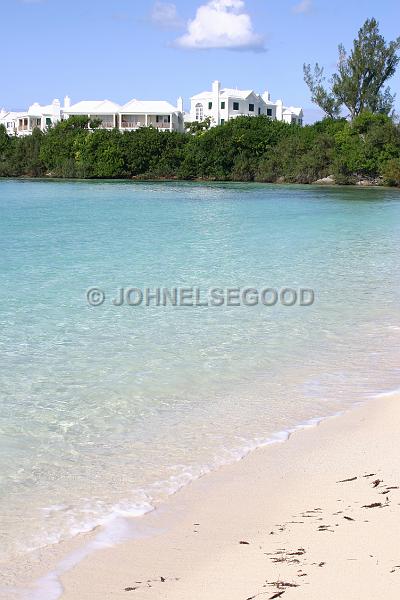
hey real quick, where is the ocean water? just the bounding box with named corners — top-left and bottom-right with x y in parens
top-left (0, 179), bottom-right (399, 567)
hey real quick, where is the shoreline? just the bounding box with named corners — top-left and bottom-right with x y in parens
top-left (10, 390), bottom-right (400, 600)
top-left (1, 176), bottom-right (400, 189)
top-left (0, 403), bottom-right (345, 599)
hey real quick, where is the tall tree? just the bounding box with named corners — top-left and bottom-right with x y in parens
top-left (304, 18), bottom-right (400, 119)
top-left (303, 63), bottom-right (341, 119)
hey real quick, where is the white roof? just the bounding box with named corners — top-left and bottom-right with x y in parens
top-left (0, 110), bottom-right (25, 121)
top-left (262, 98), bottom-right (277, 107)
top-left (283, 106), bottom-right (303, 117)
top-left (28, 102), bottom-right (55, 116)
top-left (191, 88), bottom-right (257, 100)
top-left (66, 100), bottom-right (121, 114)
top-left (120, 99), bottom-right (178, 114)
top-left (221, 88), bottom-right (256, 99)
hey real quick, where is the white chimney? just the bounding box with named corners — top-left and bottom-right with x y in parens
top-left (212, 80), bottom-right (221, 94)
top-left (177, 96), bottom-right (183, 113)
top-left (64, 95), bottom-right (71, 109)
top-left (263, 90), bottom-right (271, 102)
top-left (52, 98), bottom-right (61, 119)
top-left (276, 99), bottom-right (283, 121)
top-left (212, 80), bottom-right (221, 125)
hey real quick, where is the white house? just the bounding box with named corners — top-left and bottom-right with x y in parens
top-left (63, 98), bottom-right (122, 129)
top-left (0, 109), bottom-right (25, 136)
top-left (0, 99), bottom-right (63, 136)
top-left (119, 98), bottom-right (184, 132)
top-left (62, 96), bottom-right (185, 133)
top-left (1, 83), bottom-right (303, 137)
top-left (15, 99), bottom-right (63, 136)
top-left (1, 95), bottom-right (185, 136)
top-left (189, 81), bottom-right (303, 126)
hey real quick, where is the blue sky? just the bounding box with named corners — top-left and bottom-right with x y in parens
top-left (2, 0), bottom-right (399, 123)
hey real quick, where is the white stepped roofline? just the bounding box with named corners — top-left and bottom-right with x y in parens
top-left (221, 89), bottom-right (255, 99)
top-left (191, 88), bottom-right (256, 100)
top-left (28, 108), bottom-right (55, 116)
top-left (190, 91), bottom-right (210, 99)
top-left (283, 106), bottom-right (303, 116)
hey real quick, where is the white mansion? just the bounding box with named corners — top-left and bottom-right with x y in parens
top-left (0, 81), bottom-right (303, 137)
top-left (189, 80), bottom-right (303, 126)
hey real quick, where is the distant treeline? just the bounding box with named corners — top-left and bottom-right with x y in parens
top-left (1, 113), bottom-right (400, 186)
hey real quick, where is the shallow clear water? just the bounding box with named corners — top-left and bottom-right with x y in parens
top-left (0, 179), bottom-right (399, 563)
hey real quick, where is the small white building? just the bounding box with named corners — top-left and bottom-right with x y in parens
top-left (0, 100), bottom-right (63, 136)
top-left (189, 81), bottom-right (303, 126)
top-left (0, 109), bottom-right (25, 136)
top-left (14, 99), bottom-right (63, 136)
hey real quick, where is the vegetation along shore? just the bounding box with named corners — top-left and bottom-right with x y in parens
top-left (1, 18), bottom-right (399, 186)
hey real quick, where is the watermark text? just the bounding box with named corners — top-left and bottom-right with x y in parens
top-left (86, 286), bottom-right (315, 308)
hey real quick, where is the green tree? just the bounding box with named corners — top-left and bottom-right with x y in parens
top-left (0, 124), bottom-right (14, 176)
top-left (1, 107), bottom-right (400, 185)
top-left (75, 128), bottom-right (125, 178)
top-left (184, 116), bottom-right (212, 135)
top-left (304, 18), bottom-right (400, 119)
top-left (382, 159), bottom-right (400, 186)
top-left (303, 64), bottom-right (341, 119)
top-left (12, 128), bottom-right (45, 177)
top-left (40, 116), bottom-right (90, 177)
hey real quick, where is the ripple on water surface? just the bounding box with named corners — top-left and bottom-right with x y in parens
top-left (0, 180), bottom-right (399, 565)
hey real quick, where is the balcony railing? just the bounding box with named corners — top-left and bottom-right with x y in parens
top-left (119, 121), bottom-right (173, 130)
top-left (121, 122), bottom-right (141, 128)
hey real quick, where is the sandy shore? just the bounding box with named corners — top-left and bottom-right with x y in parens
top-left (24, 392), bottom-right (400, 599)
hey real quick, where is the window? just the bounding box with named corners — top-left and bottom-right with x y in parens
top-left (258, 108), bottom-right (261, 115)
top-left (195, 103), bottom-right (203, 121)
top-left (267, 108), bottom-right (273, 117)
top-left (208, 102), bottom-right (213, 110)
top-left (221, 118), bottom-right (225, 125)
top-left (46, 117), bottom-right (51, 126)
top-left (156, 115), bottom-right (171, 124)
top-left (233, 102), bottom-right (239, 111)
top-left (298, 119), bottom-right (303, 126)
top-left (221, 101), bottom-right (225, 109)
top-left (249, 103), bottom-right (254, 112)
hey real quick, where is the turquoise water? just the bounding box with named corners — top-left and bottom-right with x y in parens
top-left (0, 180), bottom-right (399, 565)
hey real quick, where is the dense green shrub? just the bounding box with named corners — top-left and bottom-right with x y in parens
top-left (1, 112), bottom-right (400, 186)
top-left (382, 159), bottom-right (400, 186)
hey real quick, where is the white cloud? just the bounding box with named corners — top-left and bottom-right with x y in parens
top-left (151, 2), bottom-right (182, 29)
top-left (292, 0), bottom-right (312, 14)
top-left (175, 0), bottom-right (264, 51)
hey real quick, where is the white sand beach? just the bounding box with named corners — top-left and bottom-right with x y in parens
top-left (47, 392), bottom-right (400, 600)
